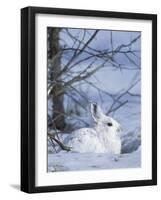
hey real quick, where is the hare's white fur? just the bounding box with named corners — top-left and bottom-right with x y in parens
top-left (65, 103), bottom-right (121, 154)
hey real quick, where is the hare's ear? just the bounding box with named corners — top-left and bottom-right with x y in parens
top-left (90, 103), bottom-right (103, 122)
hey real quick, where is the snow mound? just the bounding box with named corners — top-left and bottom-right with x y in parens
top-left (121, 128), bottom-right (141, 153)
top-left (48, 148), bottom-right (141, 172)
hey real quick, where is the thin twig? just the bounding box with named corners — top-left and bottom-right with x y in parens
top-left (48, 133), bottom-right (71, 152)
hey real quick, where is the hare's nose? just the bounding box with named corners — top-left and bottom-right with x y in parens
top-left (117, 126), bottom-right (122, 132)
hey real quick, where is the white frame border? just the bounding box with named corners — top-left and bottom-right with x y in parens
top-left (35, 14), bottom-right (152, 187)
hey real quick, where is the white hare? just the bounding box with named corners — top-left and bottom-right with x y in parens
top-left (64, 103), bottom-right (121, 154)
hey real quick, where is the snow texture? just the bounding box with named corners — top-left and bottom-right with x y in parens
top-left (48, 148), bottom-right (141, 172)
top-left (47, 102), bottom-right (141, 172)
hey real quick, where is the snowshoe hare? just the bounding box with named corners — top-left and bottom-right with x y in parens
top-left (65, 103), bottom-right (121, 154)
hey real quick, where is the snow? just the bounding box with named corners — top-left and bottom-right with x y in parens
top-left (48, 148), bottom-right (141, 172)
top-left (48, 128), bottom-right (141, 172)
top-left (47, 99), bottom-right (141, 172)
top-left (47, 100), bottom-right (141, 172)
top-left (121, 128), bottom-right (141, 153)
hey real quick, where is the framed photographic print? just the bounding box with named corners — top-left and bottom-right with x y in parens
top-left (21, 6), bottom-right (157, 193)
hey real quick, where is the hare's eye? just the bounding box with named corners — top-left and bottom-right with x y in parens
top-left (107, 122), bottom-right (112, 127)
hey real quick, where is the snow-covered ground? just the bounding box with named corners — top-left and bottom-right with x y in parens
top-left (47, 98), bottom-right (141, 172)
top-left (48, 148), bottom-right (141, 172)
top-left (48, 119), bottom-right (141, 172)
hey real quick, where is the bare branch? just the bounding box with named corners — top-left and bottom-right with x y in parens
top-left (107, 77), bottom-right (140, 114)
top-left (107, 100), bottom-right (128, 114)
top-left (48, 133), bottom-right (71, 152)
top-left (114, 34), bottom-right (141, 52)
top-left (60, 30), bottom-right (99, 75)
